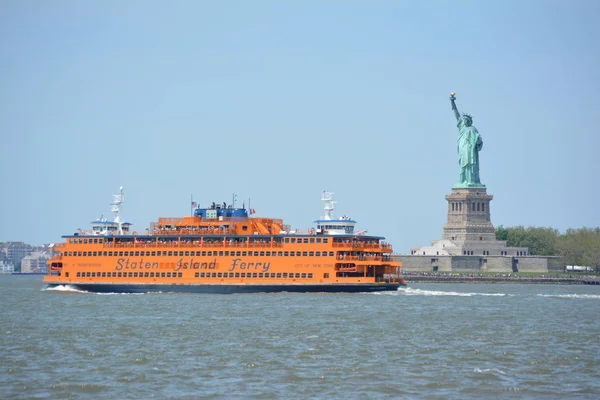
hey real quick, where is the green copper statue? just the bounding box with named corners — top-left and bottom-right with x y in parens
top-left (450, 93), bottom-right (485, 188)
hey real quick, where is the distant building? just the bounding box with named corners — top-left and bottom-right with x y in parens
top-left (6, 242), bottom-right (32, 267)
top-left (0, 260), bottom-right (14, 274)
top-left (20, 251), bottom-right (49, 273)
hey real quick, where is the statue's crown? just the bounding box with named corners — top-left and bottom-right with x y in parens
top-left (461, 113), bottom-right (472, 120)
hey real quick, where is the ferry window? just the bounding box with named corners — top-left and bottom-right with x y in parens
top-left (162, 251), bottom-right (167, 256)
top-left (278, 251), bottom-right (283, 256)
top-left (291, 238), bottom-right (296, 243)
top-left (195, 272), bottom-right (199, 278)
top-left (83, 239), bottom-right (88, 244)
top-left (242, 226), bottom-right (248, 231)
top-left (277, 273), bottom-right (282, 278)
top-left (185, 251), bottom-right (189, 256)
top-left (260, 251), bottom-right (265, 256)
top-left (295, 273), bottom-right (301, 278)
top-left (284, 251), bottom-right (289, 256)
top-left (212, 273), bottom-right (217, 278)
top-left (302, 273), bottom-right (307, 278)
top-left (303, 238), bottom-right (309, 243)
top-left (93, 252), bottom-right (98, 257)
top-left (133, 272), bottom-right (138, 277)
top-left (161, 272), bottom-right (166, 277)
top-left (102, 251), bottom-right (107, 256)
top-left (251, 251), bottom-right (257, 256)
top-left (202, 251), bottom-right (206, 256)
top-left (166, 272), bottom-right (171, 277)
top-left (309, 252), bottom-right (314, 256)
top-left (289, 274), bottom-right (294, 279)
top-left (323, 239), bottom-right (329, 243)
top-left (108, 252), bottom-right (113, 256)
top-left (283, 273), bottom-right (288, 278)
top-left (168, 251), bottom-right (173, 256)
top-left (241, 273), bottom-right (246, 278)
top-left (218, 273), bottom-right (222, 277)
top-left (270, 273), bottom-right (276, 278)
top-left (83, 252), bottom-right (88, 257)
top-left (308, 273), bottom-right (313, 278)
top-left (316, 238), bottom-right (322, 243)
top-left (316, 251), bottom-right (321, 256)
top-left (252, 273), bottom-right (258, 278)
top-left (229, 272), bottom-right (234, 278)
top-left (303, 251), bottom-right (308, 256)
top-left (266, 251), bottom-right (270, 256)
top-left (119, 251), bottom-right (124, 256)
top-left (123, 251), bottom-right (129, 256)
top-left (324, 273), bottom-right (329, 278)
top-left (284, 238), bottom-right (290, 243)
top-left (85, 272), bottom-right (90, 277)
top-left (117, 272), bottom-right (122, 277)
top-left (65, 272), bottom-right (69, 277)
top-left (258, 273), bottom-right (264, 278)
top-left (242, 251), bottom-right (247, 256)
top-left (200, 272), bottom-right (205, 277)
top-left (207, 251), bottom-right (213, 256)
top-left (77, 252), bottom-right (82, 256)
top-left (219, 251), bottom-right (223, 256)
top-left (76, 272), bottom-right (81, 277)
top-left (151, 251), bottom-right (156, 256)
top-left (310, 238), bottom-right (315, 243)
top-left (235, 272), bottom-right (240, 278)
top-left (329, 251), bottom-right (334, 256)
top-left (224, 251), bottom-right (229, 256)
top-left (135, 251), bottom-right (140, 256)
top-left (236, 251), bottom-right (241, 256)
top-left (178, 272), bottom-right (182, 277)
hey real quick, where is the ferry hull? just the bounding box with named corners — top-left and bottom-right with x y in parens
top-left (46, 282), bottom-right (403, 294)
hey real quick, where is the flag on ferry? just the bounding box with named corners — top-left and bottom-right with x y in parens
top-left (192, 201), bottom-right (197, 208)
top-left (251, 208), bottom-right (256, 214)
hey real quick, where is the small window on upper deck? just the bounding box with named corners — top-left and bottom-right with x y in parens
top-left (242, 226), bottom-right (248, 231)
top-left (323, 238), bottom-right (329, 243)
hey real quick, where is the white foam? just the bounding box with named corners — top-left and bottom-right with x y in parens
top-left (42, 284), bottom-right (89, 294)
top-left (537, 294), bottom-right (600, 300)
top-left (395, 287), bottom-right (507, 297)
top-left (474, 367), bottom-right (506, 375)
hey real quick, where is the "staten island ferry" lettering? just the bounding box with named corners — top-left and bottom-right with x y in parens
top-left (228, 258), bottom-right (270, 273)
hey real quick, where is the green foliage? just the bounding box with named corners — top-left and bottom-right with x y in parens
top-left (495, 226), bottom-right (559, 256)
top-left (496, 226), bottom-right (600, 268)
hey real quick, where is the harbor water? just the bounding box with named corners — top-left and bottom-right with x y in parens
top-left (1, 276), bottom-right (599, 399)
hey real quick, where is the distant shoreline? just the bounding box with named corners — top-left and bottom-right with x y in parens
top-left (404, 274), bottom-right (600, 285)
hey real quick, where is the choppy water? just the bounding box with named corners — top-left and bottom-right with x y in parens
top-left (1, 276), bottom-right (599, 399)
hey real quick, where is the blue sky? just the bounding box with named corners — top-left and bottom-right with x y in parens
top-left (1, 1), bottom-right (599, 251)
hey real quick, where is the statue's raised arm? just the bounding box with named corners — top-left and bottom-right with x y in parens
top-left (450, 92), bottom-right (460, 121)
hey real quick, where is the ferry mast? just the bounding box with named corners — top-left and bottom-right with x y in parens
top-left (111, 186), bottom-right (125, 235)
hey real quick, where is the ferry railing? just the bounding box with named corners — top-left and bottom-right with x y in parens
top-left (336, 255), bottom-right (382, 261)
top-left (103, 240), bottom-right (285, 249)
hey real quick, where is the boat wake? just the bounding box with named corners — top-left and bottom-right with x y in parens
top-left (389, 287), bottom-right (507, 297)
top-left (42, 285), bottom-right (89, 294)
top-left (537, 293), bottom-right (600, 300)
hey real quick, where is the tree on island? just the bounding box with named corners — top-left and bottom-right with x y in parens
top-left (496, 226), bottom-right (600, 271)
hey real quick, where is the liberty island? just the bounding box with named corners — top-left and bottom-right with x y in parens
top-left (395, 93), bottom-right (557, 274)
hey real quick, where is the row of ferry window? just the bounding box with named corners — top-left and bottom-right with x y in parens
top-left (283, 238), bottom-right (328, 244)
top-left (68, 237), bottom-right (330, 244)
top-left (77, 271), bottom-right (184, 278)
top-left (74, 271), bottom-right (314, 279)
top-left (193, 272), bottom-right (314, 279)
top-left (66, 250), bottom-right (336, 257)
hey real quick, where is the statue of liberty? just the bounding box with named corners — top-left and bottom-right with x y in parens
top-left (450, 93), bottom-right (484, 188)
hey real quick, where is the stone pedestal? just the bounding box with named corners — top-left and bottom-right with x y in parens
top-left (442, 187), bottom-right (495, 243)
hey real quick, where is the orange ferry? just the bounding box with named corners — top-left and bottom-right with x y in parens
top-left (44, 188), bottom-right (405, 293)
